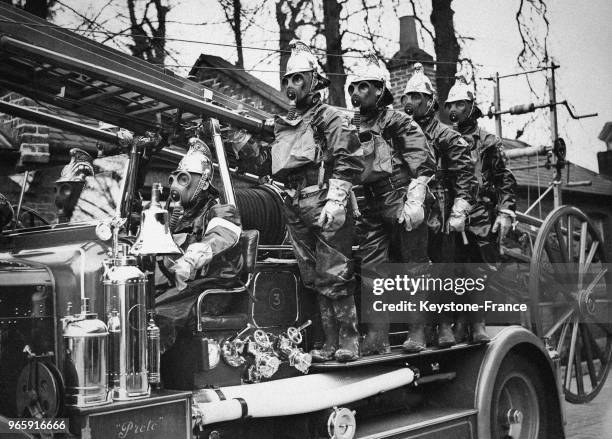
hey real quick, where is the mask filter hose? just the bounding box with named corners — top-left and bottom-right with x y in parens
top-left (287, 100), bottom-right (297, 120)
top-left (286, 89), bottom-right (297, 120)
top-left (350, 96), bottom-right (361, 131)
top-left (168, 204), bottom-right (182, 233)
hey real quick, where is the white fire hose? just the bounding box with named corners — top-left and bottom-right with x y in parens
top-left (193, 366), bottom-right (414, 425)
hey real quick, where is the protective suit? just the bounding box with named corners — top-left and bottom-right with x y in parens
top-left (347, 54), bottom-right (435, 355)
top-left (272, 41), bottom-right (363, 362)
top-left (402, 63), bottom-right (478, 348)
top-left (155, 137), bottom-right (243, 352)
top-left (444, 72), bottom-right (517, 343)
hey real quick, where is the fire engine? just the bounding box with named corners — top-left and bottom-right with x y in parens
top-left (0, 4), bottom-right (610, 438)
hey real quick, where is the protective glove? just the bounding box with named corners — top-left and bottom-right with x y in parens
top-left (491, 209), bottom-right (516, 243)
top-left (317, 178), bottom-right (351, 232)
top-left (398, 177), bottom-right (429, 231)
top-left (172, 242), bottom-right (213, 291)
top-left (445, 198), bottom-right (472, 234)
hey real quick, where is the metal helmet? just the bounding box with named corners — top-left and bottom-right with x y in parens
top-left (446, 72), bottom-right (475, 104)
top-left (177, 137), bottom-right (214, 177)
top-left (403, 63), bottom-right (435, 97)
top-left (284, 40), bottom-right (330, 91)
top-left (56, 148), bottom-right (94, 183)
top-left (350, 52), bottom-right (394, 106)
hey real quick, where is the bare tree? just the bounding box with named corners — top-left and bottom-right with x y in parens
top-left (220, 0), bottom-right (245, 68)
top-left (126, 0), bottom-right (169, 66)
top-left (218, 0), bottom-right (265, 69)
top-left (515, 0), bottom-right (550, 97)
top-left (322, 0), bottom-right (346, 106)
top-left (430, 0), bottom-right (460, 106)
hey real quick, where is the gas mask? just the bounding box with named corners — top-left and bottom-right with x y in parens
top-left (55, 181), bottom-right (86, 222)
top-left (282, 71), bottom-right (317, 110)
top-left (445, 100), bottom-right (474, 127)
top-left (169, 137), bottom-right (215, 210)
top-left (169, 166), bottom-right (213, 210)
top-left (348, 80), bottom-right (383, 113)
top-left (169, 169), bottom-right (211, 209)
top-left (401, 92), bottom-right (436, 121)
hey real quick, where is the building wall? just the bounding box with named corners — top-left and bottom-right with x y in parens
top-left (192, 68), bottom-right (285, 115)
top-left (0, 93), bottom-right (51, 165)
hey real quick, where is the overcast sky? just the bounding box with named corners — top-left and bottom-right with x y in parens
top-left (58, 0), bottom-right (611, 172)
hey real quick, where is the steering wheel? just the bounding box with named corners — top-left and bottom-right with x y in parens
top-left (10, 205), bottom-right (51, 229)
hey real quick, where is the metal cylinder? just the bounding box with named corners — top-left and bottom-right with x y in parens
top-left (103, 248), bottom-right (149, 400)
top-left (63, 298), bottom-right (109, 407)
top-left (146, 312), bottom-right (161, 385)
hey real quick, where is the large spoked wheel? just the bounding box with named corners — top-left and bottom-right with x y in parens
top-left (490, 353), bottom-right (549, 439)
top-left (529, 205), bottom-right (612, 403)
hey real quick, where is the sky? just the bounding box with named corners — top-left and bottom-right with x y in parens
top-left (56, 0), bottom-right (612, 172)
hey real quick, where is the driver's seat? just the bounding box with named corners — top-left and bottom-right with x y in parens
top-left (195, 229), bottom-right (259, 333)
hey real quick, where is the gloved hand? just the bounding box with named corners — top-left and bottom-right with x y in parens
top-left (445, 198), bottom-right (472, 234)
top-left (172, 242), bottom-right (213, 291)
top-left (398, 177), bottom-right (429, 231)
top-left (317, 179), bottom-right (351, 232)
top-left (491, 209), bottom-right (515, 243)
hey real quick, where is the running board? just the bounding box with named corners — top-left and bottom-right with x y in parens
top-left (356, 408), bottom-right (478, 439)
top-left (310, 343), bottom-right (485, 370)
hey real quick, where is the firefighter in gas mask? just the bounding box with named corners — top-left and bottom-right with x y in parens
top-left (271, 40), bottom-right (363, 362)
top-left (154, 137), bottom-right (243, 352)
top-left (347, 53), bottom-right (435, 354)
top-left (162, 137), bottom-right (243, 293)
top-left (401, 63), bottom-right (477, 348)
top-left (54, 148), bottom-right (94, 223)
top-left (444, 72), bottom-right (517, 343)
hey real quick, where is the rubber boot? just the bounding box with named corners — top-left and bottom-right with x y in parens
top-left (470, 316), bottom-right (490, 344)
top-left (361, 322), bottom-right (391, 356)
top-left (402, 323), bottom-right (426, 352)
top-left (332, 295), bottom-right (360, 362)
top-left (309, 295), bottom-right (338, 362)
top-left (437, 314), bottom-right (456, 348)
top-left (453, 313), bottom-right (468, 344)
top-left (361, 305), bottom-right (390, 356)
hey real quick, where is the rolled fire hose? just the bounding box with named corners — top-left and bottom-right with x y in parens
top-left (194, 366), bottom-right (414, 425)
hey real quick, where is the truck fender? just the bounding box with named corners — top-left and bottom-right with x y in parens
top-left (475, 326), bottom-right (565, 438)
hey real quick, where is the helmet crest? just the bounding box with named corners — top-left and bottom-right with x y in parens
top-left (446, 69), bottom-right (475, 104)
top-left (348, 52), bottom-right (393, 107)
top-left (403, 62), bottom-right (435, 97)
top-left (284, 39), bottom-right (330, 91)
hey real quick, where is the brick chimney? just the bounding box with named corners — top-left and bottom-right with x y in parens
top-left (399, 16), bottom-right (419, 52)
top-left (388, 16), bottom-right (436, 109)
top-left (598, 122), bottom-right (612, 179)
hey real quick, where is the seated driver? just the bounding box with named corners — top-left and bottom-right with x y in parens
top-left (155, 137), bottom-right (242, 351)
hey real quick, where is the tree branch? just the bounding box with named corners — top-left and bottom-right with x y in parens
top-left (409, 0), bottom-right (434, 43)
